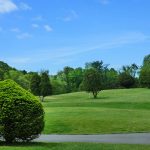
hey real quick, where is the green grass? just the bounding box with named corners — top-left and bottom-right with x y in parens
top-left (1, 142), bottom-right (150, 150)
top-left (43, 88), bottom-right (150, 134)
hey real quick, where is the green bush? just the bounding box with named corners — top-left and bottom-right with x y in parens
top-left (0, 79), bottom-right (44, 143)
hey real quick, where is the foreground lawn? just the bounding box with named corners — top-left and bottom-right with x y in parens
top-left (1, 143), bottom-right (150, 150)
top-left (43, 88), bottom-right (150, 134)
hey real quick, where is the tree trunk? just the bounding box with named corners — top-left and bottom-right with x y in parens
top-left (40, 96), bottom-right (44, 102)
top-left (93, 92), bottom-right (97, 99)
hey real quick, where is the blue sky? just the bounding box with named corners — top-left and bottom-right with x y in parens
top-left (0, 0), bottom-right (150, 74)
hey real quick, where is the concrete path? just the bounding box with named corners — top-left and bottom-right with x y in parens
top-left (34, 133), bottom-right (150, 144)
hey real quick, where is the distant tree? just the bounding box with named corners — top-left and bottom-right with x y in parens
top-left (143, 54), bottom-right (150, 66)
top-left (119, 72), bottom-right (135, 88)
top-left (68, 67), bottom-right (84, 91)
top-left (139, 66), bottom-right (150, 88)
top-left (85, 61), bottom-right (104, 72)
top-left (30, 73), bottom-right (41, 96)
top-left (40, 71), bottom-right (52, 101)
top-left (83, 68), bottom-right (103, 99)
top-left (105, 68), bottom-right (119, 89)
top-left (139, 54), bottom-right (150, 88)
top-left (85, 61), bottom-right (110, 89)
top-left (0, 61), bottom-right (12, 80)
top-left (63, 66), bottom-right (74, 92)
top-left (130, 63), bottom-right (139, 77)
top-left (4, 70), bottom-right (30, 90)
top-left (51, 78), bottom-right (67, 95)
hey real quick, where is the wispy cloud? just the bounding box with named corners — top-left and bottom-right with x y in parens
top-left (19, 2), bottom-right (32, 10)
top-left (6, 31), bottom-right (149, 65)
top-left (32, 15), bottom-right (44, 21)
top-left (0, 0), bottom-right (18, 13)
top-left (44, 25), bottom-right (53, 32)
top-left (11, 27), bottom-right (20, 32)
top-left (17, 32), bottom-right (32, 39)
top-left (34, 32), bottom-right (150, 61)
top-left (99, 0), bottom-right (110, 5)
top-left (62, 10), bottom-right (78, 22)
top-left (32, 23), bottom-right (39, 28)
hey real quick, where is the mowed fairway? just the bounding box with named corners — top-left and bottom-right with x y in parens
top-left (43, 88), bottom-right (150, 134)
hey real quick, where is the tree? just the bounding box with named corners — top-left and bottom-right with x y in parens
top-left (105, 68), bottom-right (119, 89)
top-left (119, 72), bottom-right (135, 88)
top-left (51, 78), bottom-right (66, 95)
top-left (30, 73), bottom-right (41, 96)
top-left (140, 66), bottom-right (150, 88)
top-left (139, 54), bottom-right (150, 88)
top-left (85, 60), bottom-right (104, 72)
top-left (143, 54), bottom-right (150, 66)
top-left (83, 68), bottom-right (103, 98)
top-left (68, 67), bottom-right (84, 91)
top-left (0, 61), bottom-right (12, 80)
top-left (0, 80), bottom-right (44, 143)
top-left (4, 70), bottom-right (30, 90)
top-left (40, 71), bottom-right (52, 101)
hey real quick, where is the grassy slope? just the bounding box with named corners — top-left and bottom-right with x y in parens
top-left (1, 143), bottom-right (150, 150)
top-left (43, 88), bottom-right (150, 134)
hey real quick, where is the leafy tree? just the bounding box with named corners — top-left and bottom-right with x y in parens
top-left (105, 68), bottom-right (119, 89)
top-left (121, 64), bottom-right (138, 78)
top-left (30, 73), bottom-right (41, 96)
top-left (68, 67), bottom-right (84, 91)
top-left (130, 63), bottom-right (139, 77)
top-left (85, 61), bottom-right (110, 89)
top-left (119, 72), bottom-right (135, 88)
top-left (51, 78), bottom-right (67, 95)
top-left (140, 66), bottom-right (150, 88)
top-left (63, 66), bottom-right (74, 92)
top-left (140, 54), bottom-right (150, 88)
top-left (83, 68), bottom-right (103, 98)
top-left (4, 70), bottom-right (30, 90)
top-left (85, 61), bottom-right (104, 72)
top-left (143, 54), bottom-right (150, 66)
top-left (0, 80), bottom-right (44, 143)
top-left (0, 61), bottom-right (12, 80)
top-left (40, 71), bottom-right (52, 101)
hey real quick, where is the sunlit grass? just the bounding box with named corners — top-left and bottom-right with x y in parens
top-left (43, 88), bottom-right (150, 134)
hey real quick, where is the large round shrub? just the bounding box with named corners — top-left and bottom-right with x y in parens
top-left (0, 79), bottom-right (44, 143)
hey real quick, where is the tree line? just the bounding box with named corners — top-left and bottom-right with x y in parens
top-left (0, 54), bottom-right (149, 99)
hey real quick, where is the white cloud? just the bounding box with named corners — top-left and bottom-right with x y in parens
top-left (36, 32), bottom-right (149, 60)
top-left (44, 25), bottom-right (53, 32)
top-left (63, 10), bottom-right (78, 22)
top-left (99, 0), bottom-right (110, 5)
top-left (32, 15), bottom-right (44, 21)
top-left (0, 0), bottom-right (18, 13)
top-left (19, 2), bottom-right (32, 10)
top-left (32, 24), bottom-right (39, 28)
top-left (11, 27), bottom-right (20, 32)
top-left (17, 32), bottom-right (32, 39)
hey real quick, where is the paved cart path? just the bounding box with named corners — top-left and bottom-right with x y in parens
top-left (34, 133), bottom-right (150, 144)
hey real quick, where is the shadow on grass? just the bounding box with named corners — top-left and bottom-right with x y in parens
top-left (44, 101), bottom-right (150, 110)
top-left (0, 142), bottom-right (58, 148)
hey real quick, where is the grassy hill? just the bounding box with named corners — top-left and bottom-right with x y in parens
top-left (43, 88), bottom-right (150, 134)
